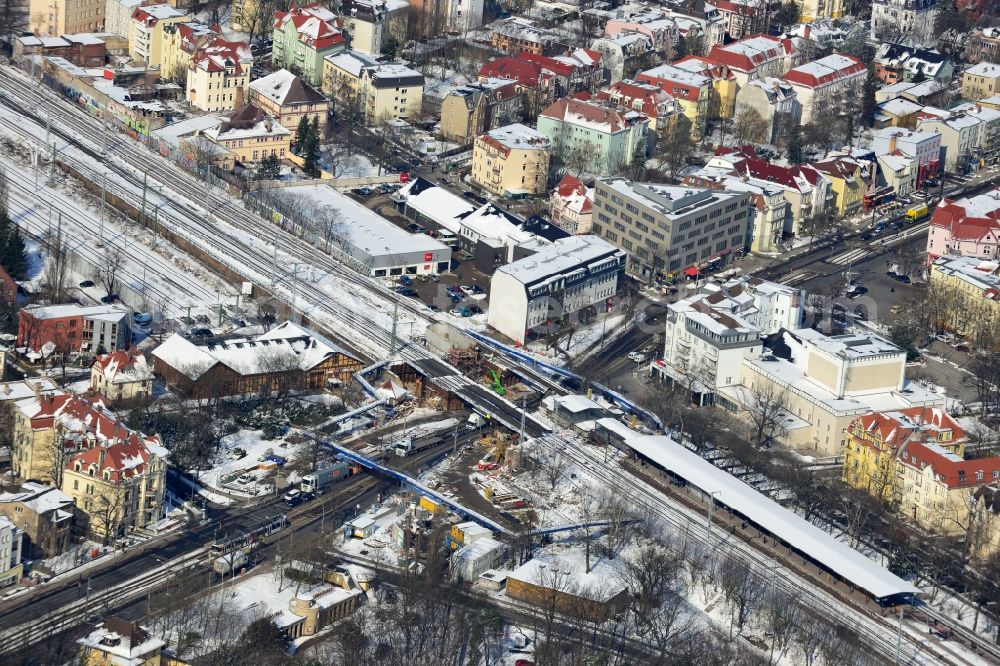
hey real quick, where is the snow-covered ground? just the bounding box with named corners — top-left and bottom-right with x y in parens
top-left (195, 429), bottom-right (300, 495)
top-left (422, 69), bottom-right (472, 101)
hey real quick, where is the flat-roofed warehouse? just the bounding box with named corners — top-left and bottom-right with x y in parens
top-left (269, 183), bottom-right (451, 277)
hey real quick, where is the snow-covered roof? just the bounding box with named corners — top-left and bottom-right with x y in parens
top-left (878, 97), bottom-right (923, 117)
top-left (495, 235), bottom-right (624, 287)
top-left (151, 115), bottom-right (223, 147)
top-left (0, 482), bottom-right (74, 516)
top-left (616, 430), bottom-right (920, 600)
top-left (78, 619), bottom-right (165, 665)
top-left (552, 394), bottom-right (605, 413)
top-left (796, 328), bottom-right (902, 359)
top-left (932, 254), bottom-right (1000, 293)
top-left (481, 123), bottom-right (550, 151)
top-left (0, 378), bottom-right (59, 402)
top-left (325, 50), bottom-right (379, 77)
top-left (395, 178), bottom-right (476, 234)
top-left (249, 69), bottom-right (325, 107)
top-left (507, 545), bottom-right (627, 602)
top-left (153, 320), bottom-right (355, 381)
top-left (965, 62), bottom-right (1000, 78)
top-left (274, 184), bottom-right (448, 266)
top-left (22, 303), bottom-right (130, 321)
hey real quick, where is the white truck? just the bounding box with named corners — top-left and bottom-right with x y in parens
top-left (300, 460), bottom-right (351, 493)
top-left (213, 548), bottom-right (249, 575)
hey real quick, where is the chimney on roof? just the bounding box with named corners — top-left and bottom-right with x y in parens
top-left (888, 135), bottom-right (897, 153)
top-left (803, 25), bottom-right (811, 40)
top-left (32, 381), bottom-right (41, 401)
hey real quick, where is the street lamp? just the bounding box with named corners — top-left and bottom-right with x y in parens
top-left (706, 490), bottom-right (722, 541)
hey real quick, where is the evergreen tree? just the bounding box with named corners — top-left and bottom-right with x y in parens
top-left (935, 0), bottom-right (967, 35)
top-left (787, 122), bottom-right (803, 164)
top-left (861, 66), bottom-right (878, 129)
top-left (294, 116), bottom-right (309, 153)
top-left (302, 117), bottom-right (322, 178)
top-left (674, 35), bottom-right (688, 59)
top-left (3, 225), bottom-right (27, 279)
top-left (256, 153), bottom-right (282, 180)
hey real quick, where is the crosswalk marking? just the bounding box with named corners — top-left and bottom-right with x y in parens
top-left (781, 271), bottom-right (817, 286)
top-left (826, 248), bottom-right (872, 266)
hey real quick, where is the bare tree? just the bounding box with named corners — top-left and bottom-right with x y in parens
top-left (744, 381), bottom-right (790, 449)
top-left (717, 555), bottom-right (767, 637)
top-left (733, 107), bottom-right (769, 145)
top-left (541, 449), bottom-right (569, 491)
top-left (98, 246), bottom-right (126, 297)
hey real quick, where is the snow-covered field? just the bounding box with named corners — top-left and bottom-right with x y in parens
top-left (196, 429), bottom-right (300, 495)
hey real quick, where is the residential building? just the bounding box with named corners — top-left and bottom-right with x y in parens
top-left (870, 0), bottom-right (939, 48)
top-left (962, 62), bottom-right (1000, 101)
top-left (713, 0), bottom-right (768, 39)
top-left (874, 97), bottom-right (923, 129)
top-left (653, 276), bottom-right (802, 404)
top-left (0, 517), bottom-right (22, 587)
top-left (967, 27), bottom-right (1000, 65)
top-left (0, 264), bottom-right (16, 305)
top-left (231, 0), bottom-right (259, 31)
top-left (478, 50), bottom-right (605, 114)
top-left (927, 188), bottom-right (1000, 264)
top-left (160, 21), bottom-right (217, 82)
top-left (594, 79), bottom-right (683, 134)
top-left (875, 79), bottom-right (950, 106)
top-left (843, 408), bottom-right (1000, 538)
top-left (733, 77), bottom-right (797, 143)
top-left (505, 549), bottom-right (629, 622)
top-left (870, 127), bottom-right (941, 188)
top-left (661, 0), bottom-right (727, 47)
top-left (202, 104), bottom-right (291, 164)
top-left (982, 95), bottom-right (1000, 112)
top-left (706, 147), bottom-right (831, 238)
top-left (18, 304), bottom-right (131, 355)
top-left (104, 0), bottom-right (143, 38)
top-left (781, 53), bottom-right (866, 125)
top-left (876, 151), bottom-right (919, 199)
top-left (549, 174), bottom-right (594, 234)
top-left (324, 51), bottom-right (424, 124)
top-left (953, 102), bottom-right (1000, 168)
top-left (30, 0), bottom-right (105, 36)
top-left (723, 328), bottom-right (944, 455)
top-left (701, 34), bottom-right (802, 85)
top-left (928, 255), bottom-right (1000, 344)
top-left (603, 10), bottom-right (679, 52)
top-left (873, 43), bottom-right (953, 85)
top-left (445, 0), bottom-right (483, 34)
top-left (590, 32), bottom-right (653, 84)
top-left (0, 482), bottom-right (74, 558)
top-left (684, 164), bottom-right (790, 253)
top-left (186, 37), bottom-right (252, 113)
top-left (339, 0), bottom-right (388, 55)
top-left (487, 235), bottom-right (626, 344)
top-left (472, 124), bottom-right (551, 198)
top-left (917, 108), bottom-right (982, 174)
top-left (636, 63), bottom-right (711, 139)
top-left (128, 4), bottom-right (188, 66)
top-left (14, 34), bottom-right (107, 67)
top-left (490, 18), bottom-right (557, 56)
top-left (153, 321), bottom-right (363, 398)
top-left (249, 68), bottom-right (328, 132)
top-left (590, 177), bottom-right (753, 280)
top-left (537, 97), bottom-right (650, 176)
top-left (440, 78), bottom-right (522, 144)
top-left (77, 618), bottom-right (165, 665)
top-left (793, 0), bottom-right (845, 21)
top-left (90, 349), bottom-right (153, 405)
top-left (671, 56), bottom-right (739, 119)
top-left (272, 3), bottom-right (346, 87)
top-left (811, 158), bottom-right (864, 217)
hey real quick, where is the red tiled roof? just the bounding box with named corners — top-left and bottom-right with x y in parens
top-left (68, 437), bottom-right (155, 483)
top-left (478, 57), bottom-right (546, 88)
top-left (783, 54), bottom-right (865, 89)
top-left (274, 3), bottom-right (345, 51)
top-left (703, 34), bottom-right (797, 73)
top-left (595, 79), bottom-right (675, 118)
top-left (540, 97), bottom-right (641, 132)
top-left (192, 37), bottom-right (251, 74)
top-left (929, 196), bottom-right (1000, 243)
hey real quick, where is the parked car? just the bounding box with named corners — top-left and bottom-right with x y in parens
top-left (399, 276), bottom-right (413, 286)
top-left (406, 224), bottom-right (426, 234)
top-left (192, 328), bottom-right (213, 338)
top-left (462, 190), bottom-right (478, 200)
top-left (450, 294), bottom-right (464, 303)
top-left (468, 305), bottom-right (484, 315)
top-left (264, 454), bottom-right (287, 466)
top-left (891, 220), bottom-right (905, 230)
top-left (893, 274), bottom-right (911, 284)
top-left (133, 312), bottom-right (153, 325)
top-left (79, 280), bottom-right (95, 288)
top-left (284, 489), bottom-right (303, 507)
top-left (859, 233), bottom-right (873, 241)
top-left (627, 351), bottom-right (647, 363)
top-left (100, 294), bottom-right (119, 304)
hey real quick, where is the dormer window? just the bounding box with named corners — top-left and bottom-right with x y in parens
top-left (104, 470), bottom-right (111, 480)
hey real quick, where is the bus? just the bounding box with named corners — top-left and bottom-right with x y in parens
top-left (905, 204), bottom-right (929, 222)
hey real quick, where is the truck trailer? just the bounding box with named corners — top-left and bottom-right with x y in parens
top-left (301, 460), bottom-right (351, 493)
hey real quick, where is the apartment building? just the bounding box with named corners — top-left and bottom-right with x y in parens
top-left (487, 235), bottom-right (626, 344)
top-left (202, 104), bottom-right (291, 164)
top-left (725, 329), bottom-right (943, 455)
top-left (603, 10), bottom-right (679, 52)
top-left (929, 255), bottom-right (1000, 344)
top-left (90, 349), bottom-right (153, 405)
top-left (811, 158), bottom-right (864, 217)
top-left (31, 0), bottom-right (104, 36)
top-left (954, 102), bottom-right (1000, 168)
top-left (490, 17), bottom-right (557, 56)
top-left (870, 0), bottom-right (939, 47)
top-left (684, 164), bottom-right (790, 253)
top-left (537, 98), bottom-right (650, 176)
top-left (440, 78), bottom-right (522, 144)
top-left (713, 0), bottom-right (767, 39)
top-left (0, 518), bottom-right (22, 587)
top-left (324, 51), bottom-right (424, 123)
top-left (590, 32), bottom-right (653, 84)
top-left (186, 37), bottom-right (252, 113)
top-left (636, 63), bottom-right (711, 140)
top-left (671, 56), bottom-right (739, 119)
top-left (339, 0), bottom-right (387, 55)
top-left (0, 482), bottom-right (73, 558)
top-left (967, 27), bottom-right (1000, 65)
top-left (591, 177), bottom-right (752, 281)
top-left (18, 304), bottom-right (131, 355)
top-left (870, 127), bottom-right (941, 188)
top-left (272, 3), bottom-right (346, 87)
top-left (792, 0), bottom-right (845, 21)
top-left (843, 407), bottom-right (1000, 542)
top-left (129, 3), bottom-right (187, 66)
top-left (550, 174), bottom-right (594, 235)
top-left (927, 188), bottom-right (1000, 264)
top-left (654, 276), bottom-right (802, 404)
top-left (873, 43), bottom-right (953, 85)
top-left (733, 77), bottom-right (797, 143)
top-left (104, 0), bottom-right (143, 38)
top-left (478, 50), bottom-right (604, 107)
top-left (702, 34), bottom-right (802, 85)
top-left (249, 68), bottom-right (328, 132)
top-left (917, 108), bottom-right (982, 174)
top-left (160, 21), bottom-right (217, 82)
top-left (962, 62), bottom-right (1000, 101)
top-left (594, 80), bottom-right (683, 134)
top-left (471, 124), bottom-right (551, 197)
top-left (782, 53), bottom-right (865, 124)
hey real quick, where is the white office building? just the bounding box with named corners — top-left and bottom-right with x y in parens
top-left (487, 235), bottom-right (626, 344)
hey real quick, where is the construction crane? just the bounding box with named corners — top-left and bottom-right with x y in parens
top-left (489, 369), bottom-right (506, 396)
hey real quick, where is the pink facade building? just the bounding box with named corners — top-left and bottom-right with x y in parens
top-left (926, 188), bottom-right (1000, 264)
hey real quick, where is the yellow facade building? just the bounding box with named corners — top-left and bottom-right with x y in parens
top-left (160, 21), bottom-right (217, 82)
top-left (186, 37), bottom-right (252, 113)
top-left (249, 68), bottom-right (329, 132)
top-left (29, 0), bottom-right (105, 36)
top-left (793, 0), bottom-right (844, 22)
top-left (472, 123), bottom-right (551, 197)
top-left (929, 255), bottom-right (1000, 346)
top-left (129, 4), bottom-right (189, 67)
top-left (324, 51), bottom-right (425, 124)
top-left (811, 158), bottom-right (863, 218)
top-left (78, 618), bottom-right (166, 666)
top-left (202, 104), bottom-right (291, 164)
top-left (90, 349), bottom-right (153, 405)
top-left (962, 62), bottom-right (1000, 101)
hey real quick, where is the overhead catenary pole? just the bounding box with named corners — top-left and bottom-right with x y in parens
top-left (99, 172), bottom-right (106, 246)
top-left (139, 171), bottom-right (148, 229)
top-left (290, 263), bottom-right (299, 324)
top-left (389, 298), bottom-right (399, 357)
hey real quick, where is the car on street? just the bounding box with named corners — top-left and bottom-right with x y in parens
top-left (859, 233), bottom-right (873, 241)
top-left (284, 489), bottom-right (303, 506)
top-left (468, 305), bottom-right (484, 315)
top-left (352, 187), bottom-right (373, 196)
top-left (79, 280), bottom-right (95, 288)
top-left (893, 274), bottom-right (911, 284)
top-left (133, 312), bottom-right (153, 325)
top-left (450, 294), bottom-right (464, 303)
top-left (847, 285), bottom-right (867, 299)
top-left (462, 190), bottom-right (478, 200)
top-left (406, 223), bottom-right (426, 234)
top-left (891, 220), bottom-right (904, 230)
top-left (100, 294), bottom-right (119, 303)
top-left (192, 328), bottom-right (213, 338)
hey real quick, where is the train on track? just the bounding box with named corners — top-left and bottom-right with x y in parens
top-left (210, 514), bottom-right (288, 558)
